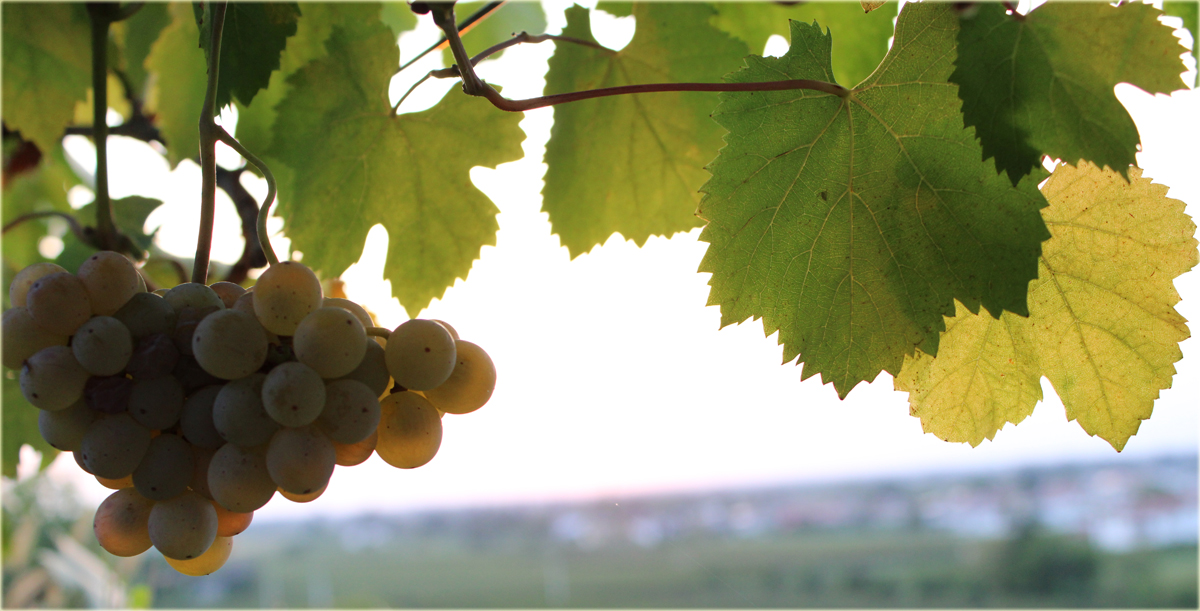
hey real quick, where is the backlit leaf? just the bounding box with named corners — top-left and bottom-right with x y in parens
top-left (896, 163), bottom-right (1198, 451)
top-left (699, 3), bottom-right (1049, 398)
top-left (144, 3), bottom-right (207, 166)
top-left (198, 3), bottom-right (301, 111)
top-left (1, 148), bottom-right (80, 271)
top-left (543, 4), bottom-right (747, 258)
top-left (1163, 1), bottom-right (1198, 87)
top-left (441, 1), bottom-right (547, 67)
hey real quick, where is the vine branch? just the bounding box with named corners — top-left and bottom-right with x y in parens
top-left (86, 4), bottom-right (118, 252)
top-left (394, 1), bottom-right (504, 76)
top-left (2, 212), bottom-right (88, 244)
top-left (194, 1), bottom-right (228, 284)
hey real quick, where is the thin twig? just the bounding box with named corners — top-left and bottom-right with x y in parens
top-left (366, 326), bottom-right (392, 338)
top-left (2, 212), bottom-right (88, 243)
top-left (481, 78), bottom-right (849, 113)
top-left (215, 167), bottom-right (266, 284)
top-left (212, 126), bottom-right (279, 266)
top-left (394, 1), bottom-right (505, 76)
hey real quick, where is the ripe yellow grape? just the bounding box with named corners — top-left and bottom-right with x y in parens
top-left (95, 473), bottom-right (133, 490)
top-left (253, 261), bottom-right (323, 335)
top-left (9, 262), bottom-right (67, 307)
top-left (208, 444), bottom-right (276, 512)
top-left (192, 309), bottom-right (269, 379)
top-left (279, 485), bottom-right (326, 503)
top-left (212, 501), bottom-right (253, 537)
top-left (423, 340), bottom-right (496, 415)
top-left (385, 319), bottom-right (456, 390)
top-left (77, 251), bottom-right (140, 316)
top-left (93, 488), bottom-right (154, 557)
top-left (294, 307), bottom-right (368, 378)
top-left (2, 306), bottom-right (68, 370)
top-left (265, 426), bottom-right (336, 495)
top-left (148, 491), bottom-right (218, 560)
top-left (21, 345), bottom-right (89, 411)
top-left (208, 281), bottom-right (246, 309)
top-left (376, 391), bottom-right (442, 469)
top-left (26, 272), bottom-right (92, 336)
top-left (165, 536), bottom-right (233, 576)
top-left (332, 430), bottom-right (377, 466)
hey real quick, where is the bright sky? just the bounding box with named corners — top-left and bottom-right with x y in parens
top-left (35, 0), bottom-right (1200, 521)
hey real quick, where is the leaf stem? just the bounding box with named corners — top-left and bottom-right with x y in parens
top-left (366, 326), bottom-right (392, 339)
top-left (430, 3), bottom-right (491, 96)
top-left (87, 4), bottom-right (117, 251)
top-left (211, 126), bottom-right (279, 266)
top-left (482, 78), bottom-right (848, 112)
top-left (193, 1), bottom-right (228, 284)
top-left (2, 211), bottom-right (88, 243)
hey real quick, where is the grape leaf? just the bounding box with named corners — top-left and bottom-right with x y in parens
top-left (709, 1), bottom-right (897, 88)
top-left (112, 2), bottom-right (171, 99)
top-left (267, 17), bottom-right (524, 316)
top-left (441, 1), bottom-right (547, 67)
top-left (952, 2), bottom-right (1189, 185)
top-left (197, 3), bottom-right (301, 111)
top-left (380, 2), bottom-right (417, 40)
top-left (896, 163), bottom-right (1198, 451)
top-left (1163, 1), bottom-right (1199, 87)
top-left (0, 3), bottom-right (91, 153)
top-left (2, 371), bottom-right (57, 479)
top-left (698, 3), bottom-right (1050, 399)
top-left (144, 3), bottom-right (208, 166)
top-left (1, 148), bottom-right (80, 271)
top-left (56, 196), bottom-right (164, 273)
top-left (542, 4), bottom-right (747, 258)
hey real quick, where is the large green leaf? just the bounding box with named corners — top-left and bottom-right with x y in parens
top-left (113, 2), bottom-right (171, 99)
top-left (380, 2), bottom-right (418, 40)
top-left (198, 3), bottom-right (301, 111)
top-left (698, 3), bottom-right (1049, 399)
top-left (952, 3), bottom-right (1189, 185)
top-left (441, 1), bottom-right (547, 67)
top-left (543, 4), bottom-right (746, 258)
top-left (1163, 1), bottom-right (1199, 87)
top-left (896, 163), bottom-right (1198, 451)
top-left (267, 17), bottom-right (524, 316)
top-left (144, 3), bottom-right (207, 166)
top-left (2, 371), bottom-right (57, 479)
top-left (709, 1), bottom-right (897, 88)
top-left (1, 149), bottom-right (80, 271)
top-left (1, 3), bottom-right (91, 154)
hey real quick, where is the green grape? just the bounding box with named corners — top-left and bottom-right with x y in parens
top-left (192, 310), bottom-right (269, 379)
top-left (9, 262), bottom-right (67, 307)
top-left (128, 375), bottom-right (185, 430)
top-left (385, 319), bottom-right (456, 390)
top-left (337, 339), bottom-right (390, 398)
top-left (279, 485), bottom-right (326, 503)
top-left (253, 261), bottom-right (323, 336)
top-left (208, 443), bottom-right (276, 512)
top-left (317, 379), bottom-right (381, 444)
top-left (172, 305), bottom-right (220, 356)
top-left (231, 291), bottom-right (255, 316)
top-left (20, 345), bottom-right (89, 411)
top-left (148, 490), bottom-right (218, 560)
top-left (213, 374), bottom-right (280, 447)
top-left (265, 426), bottom-right (336, 495)
top-left (166, 536), bottom-right (233, 576)
top-left (113, 292), bottom-right (177, 340)
top-left (163, 283), bottom-right (225, 314)
top-left (133, 433), bottom-right (194, 501)
top-left (190, 444), bottom-right (216, 500)
top-left (180, 385), bottom-right (226, 449)
top-left (38, 397), bottom-right (96, 451)
top-left (212, 501), bottom-right (253, 536)
top-left (294, 307), bottom-right (367, 378)
top-left (431, 319), bottom-right (459, 341)
top-left (71, 316), bottom-right (134, 376)
top-left (423, 340), bottom-right (496, 415)
top-left (2, 306), bottom-right (68, 370)
top-left (262, 362), bottom-right (325, 427)
top-left (77, 251), bottom-right (140, 316)
top-left (93, 488), bottom-right (154, 557)
top-left (376, 391), bottom-right (442, 469)
top-left (323, 297), bottom-right (373, 329)
top-left (332, 430), bottom-right (377, 467)
top-left (208, 281), bottom-right (246, 309)
top-left (81, 413), bottom-right (152, 478)
top-left (25, 272), bottom-right (92, 336)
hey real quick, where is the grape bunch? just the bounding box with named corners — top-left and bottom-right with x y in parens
top-left (3, 252), bottom-right (496, 576)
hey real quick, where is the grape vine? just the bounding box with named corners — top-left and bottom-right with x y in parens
top-left (1, 0), bottom-right (1197, 576)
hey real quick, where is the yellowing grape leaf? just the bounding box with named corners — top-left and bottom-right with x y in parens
top-left (543, 4), bottom-right (747, 258)
top-left (699, 3), bottom-right (1050, 399)
top-left (952, 2), bottom-right (1189, 185)
top-left (145, 3), bottom-right (208, 166)
top-left (896, 163), bottom-right (1198, 451)
top-left (709, 1), bottom-right (897, 88)
top-left (1, 3), bottom-right (91, 153)
top-left (197, 3), bottom-right (301, 111)
top-left (267, 17), bottom-right (524, 316)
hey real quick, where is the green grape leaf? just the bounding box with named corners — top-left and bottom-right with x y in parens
top-left (198, 3), bottom-right (301, 111)
top-left (543, 4), bottom-right (747, 258)
top-left (952, 2), bottom-right (1189, 185)
top-left (380, 2), bottom-right (418, 39)
top-left (113, 2), bottom-right (171, 99)
top-left (1, 3), bottom-right (91, 153)
top-left (145, 3), bottom-right (207, 166)
top-left (698, 3), bottom-right (1050, 399)
top-left (441, 2), bottom-right (546, 67)
top-left (1163, 1), bottom-right (1199, 87)
top-left (710, 1), bottom-right (897, 88)
top-left (1, 148), bottom-right (80, 271)
top-left (896, 163), bottom-right (1198, 451)
top-left (2, 371), bottom-right (57, 479)
top-left (267, 18), bottom-right (524, 316)
top-left (57, 196), bottom-right (163, 273)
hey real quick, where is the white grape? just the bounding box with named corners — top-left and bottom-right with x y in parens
top-left (253, 261), bottom-right (323, 335)
top-left (318, 379), bottom-right (381, 444)
top-left (37, 397), bottom-right (96, 451)
top-left (25, 272), bottom-right (92, 336)
top-left (337, 339), bottom-right (390, 398)
top-left (208, 281), bottom-right (246, 309)
top-left (113, 292), bottom-right (176, 340)
top-left (163, 282), bottom-right (225, 314)
top-left (385, 319), bottom-right (456, 390)
top-left (20, 345), bottom-right (89, 411)
top-left (323, 297), bottom-right (373, 329)
top-left (2, 306), bottom-right (68, 370)
top-left (422, 340), bottom-right (496, 415)
top-left (9, 262), bottom-right (66, 307)
top-left (133, 433), bottom-right (194, 501)
top-left (71, 316), bottom-right (133, 376)
top-left (166, 536), bottom-right (233, 576)
top-left (77, 251), bottom-right (140, 315)
top-left (148, 491), bottom-right (218, 560)
top-left (265, 426), bottom-right (336, 495)
top-left (80, 413), bottom-right (152, 479)
top-left (294, 307), bottom-right (367, 378)
top-left (213, 374), bottom-right (280, 447)
top-left (192, 309), bottom-right (269, 379)
top-left (208, 443), bottom-right (276, 512)
top-left (262, 362), bottom-right (326, 427)
top-left (180, 385), bottom-right (226, 449)
top-left (128, 375), bottom-right (185, 430)
top-left (93, 488), bottom-right (154, 557)
top-left (376, 391), bottom-right (442, 469)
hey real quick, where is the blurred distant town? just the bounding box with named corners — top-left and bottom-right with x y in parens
top-left (5, 453), bottom-right (1197, 608)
